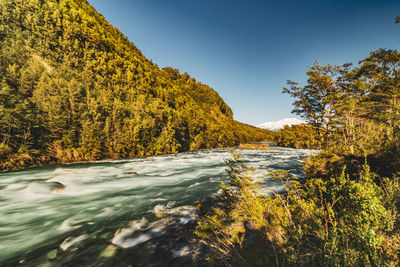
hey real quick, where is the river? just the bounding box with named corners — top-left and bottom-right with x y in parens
top-left (0, 146), bottom-right (314, 266)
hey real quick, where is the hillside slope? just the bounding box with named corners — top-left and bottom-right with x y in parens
top-left (0, 0), bottom-right (267, 171)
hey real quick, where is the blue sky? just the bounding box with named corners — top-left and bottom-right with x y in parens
top-left (88, 0), bottom-right (400, 125)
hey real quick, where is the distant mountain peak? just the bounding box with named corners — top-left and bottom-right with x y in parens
top-left (257, 118), bottom-right (304, 131)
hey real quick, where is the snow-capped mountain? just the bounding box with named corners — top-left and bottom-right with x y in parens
top-left (257, 118), bottom-right (305, 131)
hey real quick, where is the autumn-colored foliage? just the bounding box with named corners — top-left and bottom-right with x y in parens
top-left (196, 47), bottom-right (400, 265)
top-left (0, 0), bottom-right (268, 171)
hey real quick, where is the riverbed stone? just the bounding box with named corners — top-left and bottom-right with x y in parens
top-left (46, 249), bottom-right (57, 260)
top-left (100, 245), bottom-right (118, 258)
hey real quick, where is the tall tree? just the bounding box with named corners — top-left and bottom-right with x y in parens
top-left (283, 63), bottom-right (345, 133)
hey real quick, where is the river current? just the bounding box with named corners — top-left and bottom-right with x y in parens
top-left (0, 146), bottom-right (314, 266)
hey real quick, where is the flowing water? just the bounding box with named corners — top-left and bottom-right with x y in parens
top-left (0, 146), bottom-right (314, 266)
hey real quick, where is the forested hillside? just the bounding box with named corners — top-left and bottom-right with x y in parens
top-left (0, 0), bottom-right (267, 171)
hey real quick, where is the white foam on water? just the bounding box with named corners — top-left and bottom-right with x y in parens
top-left (113, 227), bottom-right (166, 248)
top-left (58, 218), bottom-right (82, 232)
top-left (172, 246), bottom-right (191, 257)
top-left (178, 217), bottom-right (192, 225)
top-left (0, 147), bottom-right (315, 263)
top-left (111, 218), bottom-right (153, 248)
top-left (152, 204), bottom-right (194, 217)
top-left (209, 177), bottom-right (221, 183)
top-left (163, 205), bottom-right (195, 217)
top-left (22, 182), bottom-right (58, 201)
top-left (259, 185), bottom-right (287, 195)
top-left (5, 184), bottom-right (26, 191)
top-left (60, 235), bottom-right (88, 251)
top-left (166, 201), bottom-right (176, 208)
top-left (188, 182), bottom-right (201, 188)
top-left (112, 205), bottom-right (196, 249)
top-left (153, 204), bottom-right (165, 214)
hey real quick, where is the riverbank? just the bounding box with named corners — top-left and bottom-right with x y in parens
top-left (1, 139), bottom-right (274, 173)
top-left (238, 143), bottom-right (274, 150)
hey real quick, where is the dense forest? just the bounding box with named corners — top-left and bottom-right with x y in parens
top-left (0, 0), bottom-right (268, 171)
top-left (195, 27), bottom-right (400, 266)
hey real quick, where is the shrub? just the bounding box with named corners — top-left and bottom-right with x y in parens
top-left (195, 153), bottom-right (400, 266)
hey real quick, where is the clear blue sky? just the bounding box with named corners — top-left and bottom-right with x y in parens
top-left (87, 0), bottom-right (400, 125)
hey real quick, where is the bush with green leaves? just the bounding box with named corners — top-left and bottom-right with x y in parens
top-left (195, 152), bottom-right (400, 266)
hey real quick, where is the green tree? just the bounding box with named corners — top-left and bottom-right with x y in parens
top-left (283, 63), bottom-right (346, 135)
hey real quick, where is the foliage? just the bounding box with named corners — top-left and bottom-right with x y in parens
top-left (238, 143), bottom-right (273, 150)
top-left (196, 27), bottom-right (400, 265)
top-left (0, 0), bottom-right (268, 171)
top-left (274, 124), bottom-right (323, 149)
top-left (278, 49), bottom-right (400, 162)
top-left (195, 154), bottom-right (400, 266)
top-left (283, 64), bottom-right (351, 135)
